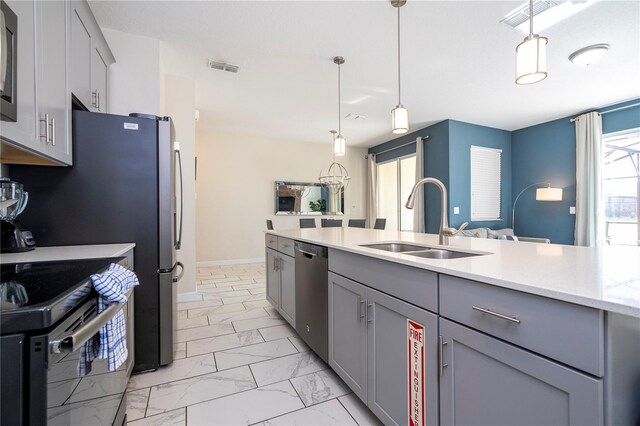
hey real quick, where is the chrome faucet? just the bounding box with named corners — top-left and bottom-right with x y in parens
top-left (405, 177), bottom-right (469, 245)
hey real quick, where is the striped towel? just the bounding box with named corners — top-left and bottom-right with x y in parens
top-left (79, 263), bottom-right (139, 376)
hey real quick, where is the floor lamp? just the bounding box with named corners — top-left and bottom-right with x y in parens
top-left (512, 183), bottom-right (563, 233)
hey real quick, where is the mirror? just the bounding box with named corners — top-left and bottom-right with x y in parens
top-left (275, 181), bottom-right (344, 215)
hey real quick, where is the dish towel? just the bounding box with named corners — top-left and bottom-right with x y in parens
top-left (79, 263), bottom-right (139, 376)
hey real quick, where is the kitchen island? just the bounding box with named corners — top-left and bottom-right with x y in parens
top-left (265, 228), bottom-right (640, 426)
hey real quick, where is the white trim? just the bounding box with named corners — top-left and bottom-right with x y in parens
top-left (177, 291), bottom-right (200, 303)
top-left (197, 258), bottom-right (264, 267)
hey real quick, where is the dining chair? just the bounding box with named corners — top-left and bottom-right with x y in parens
top-left (348, 219), bottom-right (366, 228)
top-left (322, 219), bottom-right (343, 228)
top-left (300, 218), bottom-right (316, 228)
top-left (373, 218), bottom-right (386, 230)
top-left (266, 219), bottom-right (274, 230)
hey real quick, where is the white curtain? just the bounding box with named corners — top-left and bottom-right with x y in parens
top-left (366, 154), bottom-right (377, 228)
top-left (412, 137), bottom-right (425, 233)
top-left (575, 111), bottom-right (603, 247)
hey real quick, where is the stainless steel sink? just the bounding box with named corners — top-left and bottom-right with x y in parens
top-left (407, 249), bottom-right (482, 259)
top-left (360, 243), bottom-right (428, 253)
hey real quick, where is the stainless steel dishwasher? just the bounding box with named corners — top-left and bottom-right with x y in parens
top-left (295, 241), bottom-right (329, 363)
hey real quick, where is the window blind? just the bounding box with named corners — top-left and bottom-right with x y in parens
top-left (470, 146), bottom-right (502, 221)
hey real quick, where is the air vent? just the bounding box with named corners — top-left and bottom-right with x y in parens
top-left (207, 59), bottom-right (240, 73)
top-left (501, 0), bottom-right (557, 28)
top-left (345, 113), bottom-right (367, 120)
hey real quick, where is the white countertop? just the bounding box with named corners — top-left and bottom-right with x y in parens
top-left (0, 243), bottom-right (136, 264)
top-left (266, 228), bottom-right (640, 318)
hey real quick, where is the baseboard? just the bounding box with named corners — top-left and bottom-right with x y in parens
top-left (197, 258), bottom-right (264, 267)
top-left (177, 291), bottom-right (200, 303)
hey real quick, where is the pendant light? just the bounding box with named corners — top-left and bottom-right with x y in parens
top-left (391, 0), bottom-right (408, 134)
top-left (319, 130), bottom-right (351, 195)
top-left (333, 57), bottom-right (346, 156)
top-left (515, 0), bottom-right (548, 85)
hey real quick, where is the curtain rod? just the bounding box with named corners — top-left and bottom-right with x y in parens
top-left (570, 102), bottom-right (640, 122)
top-left (365, 135), bottom-right (429, 159)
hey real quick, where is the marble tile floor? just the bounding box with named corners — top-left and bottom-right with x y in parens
top-left (126, 263), bottom-right (382, 426)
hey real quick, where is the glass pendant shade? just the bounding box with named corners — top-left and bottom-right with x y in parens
top-left (334, 135), bottom-right (346, 156)
top-left (516, 35), bottom-right (548, 85)
top-left (391, 105), bottom-right (409, 134)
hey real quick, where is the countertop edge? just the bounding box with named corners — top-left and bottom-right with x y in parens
top-left (0, 243), bottom-right (137, 264)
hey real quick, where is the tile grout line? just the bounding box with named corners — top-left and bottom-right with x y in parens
top-left (336, 395), bottom-right (362, 425)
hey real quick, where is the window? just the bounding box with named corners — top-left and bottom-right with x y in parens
top-left (377, 155), bottom-right (416, 231)
top-left (470, 146), bottom-right (502, 221)
top-left (603, 129), bottom-right (639, 246)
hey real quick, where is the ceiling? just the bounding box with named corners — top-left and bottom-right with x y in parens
top-left (89, 0), bottom-right (640, 148)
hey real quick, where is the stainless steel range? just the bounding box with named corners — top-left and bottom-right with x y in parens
top-left (0, 257), bottom-right (134, 426)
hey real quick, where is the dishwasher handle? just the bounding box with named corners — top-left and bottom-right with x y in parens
top-left (297, 249), bottom-right (317, 258)
top-left (295, 241), bottom-right (328, 258)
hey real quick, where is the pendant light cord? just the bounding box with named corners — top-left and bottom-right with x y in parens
top-left (529, 0), bottom-right (534, 36)
top-left (337, 62), bottom-right (342, 137)
top-left (397, 6), bottom-right (401, 105)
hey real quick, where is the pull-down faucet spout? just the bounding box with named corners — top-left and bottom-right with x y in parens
top-left (405, 177), bottom-right (468, 245)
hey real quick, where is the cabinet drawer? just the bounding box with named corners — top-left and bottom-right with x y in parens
top-left (277, 237), bottom-right (295, 257)
top-left (265, 234), bottom-right (278, 250)
top-left (329, 249), bottom-right (438, 313)
top-left (440, 275), bottom-right (604, 377)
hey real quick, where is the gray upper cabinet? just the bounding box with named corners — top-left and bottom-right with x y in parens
top-left (328, 272), bottom-right (368, 402)
top-left (69, 1), bottom-right (114, 113)
top-left (439, 318), bottom-right (603, 426)
top-left (70, 4), bottom-right (91, 109)
top-left (1, 0), bottom-right (38, 152)
top-left (36, 0), bottom-right (71, 164)
top-left (367, 287), bottom-right (439, 426)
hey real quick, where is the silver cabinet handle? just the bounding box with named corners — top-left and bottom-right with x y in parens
top-left (91, 90), bottom-right (98, 108)
top-left (358, 296), bottom-right (365, 322)
top-left (40, 113), bottom-right (50, 143)
top-left (439, 335), bottom-right (449, 377)
top-left (50, 117), bottom-right (55, 146)
top-left (97, 91), bottom-right (101, 111)
top-left (472, 306), bottom-right (521, 324)
top-left (50, 290), bottom-right (133, 353)
top-left (365, 302), bottom-right (373, 328)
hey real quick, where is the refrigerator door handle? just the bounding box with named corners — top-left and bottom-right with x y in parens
top-left (174, 146), bottom-right (184, 250)
top-left (172, 261), bottom-right (184, 283)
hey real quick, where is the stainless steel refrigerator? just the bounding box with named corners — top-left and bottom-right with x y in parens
top-left (11, 110), bottom-right (184, 372)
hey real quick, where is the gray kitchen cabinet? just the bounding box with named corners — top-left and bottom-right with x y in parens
top-left (265, 242), bottom-right (295, 327)
top-left (367, 287), bottom-right (439, 426)
top-left (278, 253), bottom-right (295, 326)
top-left (328, 272), bottom-right (368, 402)
top-left (328, 272), bottom-right (437, 425)
top-left (36, 0), bottom-right (71, 164)
top-left (439, 318), bottom-right (603, 426)
top-left (69, 1), bottom-right (114, 112)
top-left (70, 3), bottom-right (92, 109)
top-left (266, 248), bottom-right (280, 307)
top-left (1, 0), bottom-right (38, 152)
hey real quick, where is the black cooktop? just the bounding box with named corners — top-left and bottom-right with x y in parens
top-left (0, 257), bottom-right (125, 334)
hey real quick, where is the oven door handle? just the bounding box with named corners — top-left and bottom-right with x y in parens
top-left (49, 289), bottom-right (133, 354)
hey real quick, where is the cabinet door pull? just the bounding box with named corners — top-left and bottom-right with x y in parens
top-left (365, 302), bottom-right (373, 328)
top-left (97, 91), bottom-right (101, 111)
top-left (40, 114), bottom-right (50, 143)
top-left (439, 335), bottom-right (449, 377)
top-left (91, 90), bottom-right (98, 108)
top-left (358, 296), bottom-right (365, 322)
top-left (50, 117), bottom-right (56, 146)
top-left (472, 306), bottom-right (521, 324)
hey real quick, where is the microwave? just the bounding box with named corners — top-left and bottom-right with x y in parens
top-left (0, 0), bottom-right (17, 122)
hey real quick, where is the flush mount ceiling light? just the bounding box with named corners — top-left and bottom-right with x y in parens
top-left (333, 57), bottom-right (346, 156)
top-left (569, 44), bottom-right (610, 66)
top-left (515, 0), bottom-right (548, 85)
top-left (391, 0), bottom-right (408, 134)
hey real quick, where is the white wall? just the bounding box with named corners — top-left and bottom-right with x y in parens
top-left (102, 29), bottom-right (160, 116)
top-left (195, 129), bottom-right (367, 262)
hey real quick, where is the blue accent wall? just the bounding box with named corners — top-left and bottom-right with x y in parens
top-left (423, 121), bottom-right (450, 234)
top-left (448, 120), bottom-right (512, 230)
top-left (512, 98), bottom-right (640, 245)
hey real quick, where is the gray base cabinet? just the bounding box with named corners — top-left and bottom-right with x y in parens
top-left (329, 272), bottom-right (439, 426)
top-left (265, 242), bottom-right (295, 328)
top-left (439, 318), bottom-right (603, 426)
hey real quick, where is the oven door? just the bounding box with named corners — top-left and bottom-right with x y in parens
top-left (28, 293), bottom-right (135, 425)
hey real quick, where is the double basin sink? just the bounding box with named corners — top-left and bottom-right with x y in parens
top-left (359, 242), bottom-right (484, 259)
